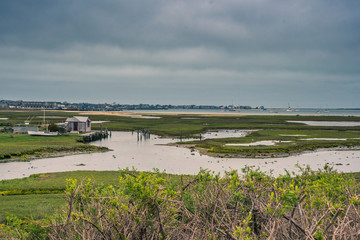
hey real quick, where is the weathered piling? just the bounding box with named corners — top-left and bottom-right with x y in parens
top-left (136, 128), bottom-right (151, 142)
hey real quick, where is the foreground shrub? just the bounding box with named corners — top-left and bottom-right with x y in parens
top-left (3, 166), bottom-right (360, 239)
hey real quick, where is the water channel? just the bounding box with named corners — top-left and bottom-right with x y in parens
top-left (1, 131), bottom-right (360, 180)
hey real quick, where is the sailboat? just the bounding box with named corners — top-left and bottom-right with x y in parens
top-left (28, 109), bottom-right (59, 136)
top-left (228, 100), bottom-right (236, 111)
top-left (286, 103), bottom-right (294, 112)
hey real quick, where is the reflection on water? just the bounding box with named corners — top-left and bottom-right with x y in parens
top-left (1, 131), bottom-right (360, 180)
top-left (129, 108), bottom-right (360, 116)
top-left (199, 129), bottom-right (254, 139)
top-left (172, 129), bottom-right (254, 142)
top-left (287, 121), bottom-right (360, 127)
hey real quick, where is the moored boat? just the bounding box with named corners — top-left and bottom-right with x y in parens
top-left (28, 131), bottom-right (59, 136)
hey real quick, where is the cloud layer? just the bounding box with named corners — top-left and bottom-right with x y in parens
top-left (1, 0), bottom-right (359, 107)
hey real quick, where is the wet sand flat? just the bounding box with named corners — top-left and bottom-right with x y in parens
top-left (1, 131), bottom-right (359, 180)
top-left (287, 121), bottom-right (360, 126)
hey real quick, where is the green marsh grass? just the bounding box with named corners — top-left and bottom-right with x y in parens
top-left (0, 194), bottom-right (65, 222)
top-left (0, 133), bottom-right (107, 160)
top-left (1, 109), bottom-right (360, 158)
top-left (184, 129), bottom-right (360, 156)
top-left (0, 170), bottom-right (195, 222)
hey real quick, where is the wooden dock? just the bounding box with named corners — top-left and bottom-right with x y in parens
top-left (79, 129), bottom-right (111, 142)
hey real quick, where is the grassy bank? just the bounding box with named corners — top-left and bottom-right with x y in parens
top-left (0, 133), bottom-right (107, 162)
top-left (0, 170), bottom-right (195, 223)
top-left (0, 194), bottom-right (65, 222)
top-left (0, 171), bottom-right (124, 222)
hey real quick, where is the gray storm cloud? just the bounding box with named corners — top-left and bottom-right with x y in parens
top-left (0, 0), bottom-right (359, 107)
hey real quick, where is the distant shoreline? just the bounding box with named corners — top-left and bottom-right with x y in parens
top-left (70, 110), bottom-right (360, 117)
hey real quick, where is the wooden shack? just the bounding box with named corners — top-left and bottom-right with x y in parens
top-left (65, 116), bottom-right (91, 133)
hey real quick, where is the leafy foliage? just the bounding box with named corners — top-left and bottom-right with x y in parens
top-left (2, 167), bottom-right (359, 239)
top-left (48, 123), bottom-right (65, 133)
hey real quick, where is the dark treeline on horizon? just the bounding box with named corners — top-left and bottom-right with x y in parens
top-left (0, 99), bottom-right (257, 111)
top-left (1, 99), bottom-right (359, 111)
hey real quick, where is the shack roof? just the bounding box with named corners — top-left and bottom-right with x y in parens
top-left (65, 116), bottom-right (91, 123)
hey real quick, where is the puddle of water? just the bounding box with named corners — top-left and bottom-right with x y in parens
top-left (301, 138), bottom-right (347, 141)
top-left (287, 121), bottom-right (360, 127)
top-left (200, 129), bottom-right (255, 139)
top-left (122, 115), bottom-right (161, 119)
top-left (280, 134), bottom-right (307, 136)
top-left (0, 131), bottom-right (360, 180)
top-left (226, 140), bottom-right (277, 146)
top-left (92, 121), bottom-right (111, 124)
top-left (226, 140), bottom-right (292, 146)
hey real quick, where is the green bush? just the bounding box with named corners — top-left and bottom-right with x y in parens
top-left (3, 167), bottom-right (358, 239)
top-left (48, 123), bottom-right (66, 133)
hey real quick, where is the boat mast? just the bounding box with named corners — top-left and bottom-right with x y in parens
top-left (43, 108), bottom-right (46, 129)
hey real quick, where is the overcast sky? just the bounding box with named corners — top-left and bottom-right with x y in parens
top-left (0, 0), bottom-right (359, 107)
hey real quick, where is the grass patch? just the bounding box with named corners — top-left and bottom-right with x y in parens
top-left (0, 194), bottom-right (65, 222)
top-left (0, 133), bottom-right (107, 161)
top-left (0, 170), bottom-right (195, 223)
top-left (0, 171), bottom-right (125, 222)
top-left (0, 171), bottom-right (123, 193)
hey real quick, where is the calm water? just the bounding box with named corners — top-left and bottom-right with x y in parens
top-left (1, 131), bottom-right (360, 180)
top-left (128, 108), bottom-right (360, 116)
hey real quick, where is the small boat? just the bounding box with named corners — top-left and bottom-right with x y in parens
top-left (28, 131), bottom-right (59, 136)
top-left (286, 103), bottom-right (294, 112)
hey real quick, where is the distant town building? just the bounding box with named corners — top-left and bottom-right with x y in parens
top-left (21, 101), bottom-right (60, 109)
top-left (0, 100), bottom-right (61, 109)
top-left (0, 100), bottom-right (8, 108)
top-left (239, 105), bottom-right (252, 109)
top-left (65, 116), bottom-right (91, 132)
